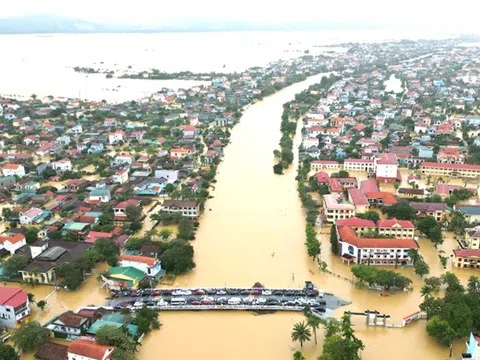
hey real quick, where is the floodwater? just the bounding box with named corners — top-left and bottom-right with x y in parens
top-left (134, 76), bottom-right (469, 359)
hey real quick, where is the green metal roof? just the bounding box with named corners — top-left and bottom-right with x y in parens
top-left (90, 188), bottom-right (110, 196)
top-left (101, 314), bottom-right (131, 325)
top-left (63, 222), bottom-right (90, 231)
top-left (107, 266), bottom-right (146, 281)
top-left (87, 320), bottom-right (138, 337)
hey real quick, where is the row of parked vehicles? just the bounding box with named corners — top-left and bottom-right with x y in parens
top-left (115, 288), bottom-right (323, 298)
top-left (119, 296), bottom-right (327, 310)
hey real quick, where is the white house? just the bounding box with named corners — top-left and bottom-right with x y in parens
top-left (1, 164), bottom-right (26, 178)
top-left (19, 207), bottom-right (45, 225)
top-left (303, 137), bottom-right (320, 149)
top-left (71, 124), bottom-right (83, 135)
top-left (112, 168), bottom-right (129, 184)
top-left (0, 234), bottom-right (26, 255)
top-left (67, 339), bottom-right (115, 360)
top-left (154, 170), bottom-right (179, 184)
top-left (114, 154), bottom-right (134, 165)
top-left (88, 188), bottom-right (111, 203)
top-left (118, 254), bottom-right (162, 277)
top-left (51, 158), bottom-right (72, 172)
top-left (162, 200), bottom-right (199, 219)
top-left (0, 286), bottom-right (30, 328)
top-left (56, 135), bottom-right (71, 146)
top-left (108, 130), bottom-right (125, 144)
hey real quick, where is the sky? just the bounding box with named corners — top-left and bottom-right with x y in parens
top-left (1, 0), bottom-right (479, 31)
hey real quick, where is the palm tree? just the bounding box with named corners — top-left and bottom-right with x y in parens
top-left (293, 351), bottom-right (305, 360)
top-left (307, 315), bottom-right (322, 345)
top-left (420, 284), bottom-right (432, 298)
top-left (291, 321), bottom-right (311, 347)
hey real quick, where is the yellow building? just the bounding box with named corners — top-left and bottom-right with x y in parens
top-left (464, 226), bottom-right (480, 249)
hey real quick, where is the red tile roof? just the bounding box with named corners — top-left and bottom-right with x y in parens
top-left (338, 226), bottom-right (418, 249)
top-left (453, 249), bottom-right (480, 258)
top-left (336, 217), bottom-right (375, 228)
top-left (347, 188), bottom-right (369, 206)
top-left (377, 153), bottom-right (398, 165)
top-left (360, 180), bottom-right (379, 193)
top-left (68, 340), bottom-right (114, 360)
top-left (421, 162), bottom-right (480, 171)
top-left (365, 192), bottom-right (397, 205)
top-left (0, 286), bottom-right (28, 308)
top-left (118, 254), bottom-right (157, 267)
top-left (378, 218), bottom-right (414, 229)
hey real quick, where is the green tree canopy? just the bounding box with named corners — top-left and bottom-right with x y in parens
top-left (11, 321), bottom-right (50, 352)
top-left (160, 240), bottom-right (196, 274)
top-left (382, 200), bottom-right (416, 220)
top-left (3, 254), bottom-right (29, 278)
top-left (291, 321), bottom-right (311, 347)
top-left (178, 217), bottom-right (195, 240)
top-left (0, 344), bottom-right (20, 360)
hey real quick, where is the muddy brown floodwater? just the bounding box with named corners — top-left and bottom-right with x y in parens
top-left (136, 75), bottom-right (473, 359)
top-left (18, 76), bottom-right (473, 359)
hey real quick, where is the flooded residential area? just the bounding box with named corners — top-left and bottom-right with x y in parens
top-left (0, 24), bottom-right (480, 360)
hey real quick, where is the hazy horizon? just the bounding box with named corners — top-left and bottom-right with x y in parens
top-left (1, 0), bottom-right (479, 33)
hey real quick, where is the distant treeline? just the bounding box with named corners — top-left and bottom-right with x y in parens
top-left (73, 66), bottom-right (114, 75)
top-left (119, 70), bottom-right (230, 80)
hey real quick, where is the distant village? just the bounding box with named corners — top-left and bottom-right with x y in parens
top-left (1, 37), bottom-right (480, 359)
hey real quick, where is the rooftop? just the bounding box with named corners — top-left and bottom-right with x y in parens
top-left (68, 340), bottom-right (115, 360)
top-left (338, 226), bottom-right (418, 249)
top-left (0, 286), bottom-right (28, 307)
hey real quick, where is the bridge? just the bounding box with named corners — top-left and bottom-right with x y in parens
top-left (108, 283), bottom-right (349, 318)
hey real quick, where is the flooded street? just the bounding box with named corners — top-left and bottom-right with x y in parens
top-left (134, 75), bottom-right (463, 360)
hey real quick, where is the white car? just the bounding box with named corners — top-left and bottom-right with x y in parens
top-left (255, 298), bottom-right (266, 305)
top-left (134, 301), bottom-right (144, 307)
top-left (242, 297), bottom-right (253, 304)
top-left (216, 289), bottom-right (227, 295)
top-left (172, 290), bottom-right (192, 296)
top-left (157, 300), bottom-right (168, 307)
top-left (262, 290), bottom-right (272, 296)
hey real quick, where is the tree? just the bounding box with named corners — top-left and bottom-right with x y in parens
top-left (291, 321), bottom-right (311, 347)
top-left (293, 351), bottom-right (305, 360)
top-left (3, 254), bottom-right (29, 278)
top-left (159, 229), bottom-right (173, 240)
top-left (178, 217), bottom-right (195, 240)
top-left (382, 200), bottom-right (416, 220)
top-left (416, 216), bottom-right (443, 245)
top-left (0, 344), bottom-right (19, 360)
top-left (307, 314), bottom-right (322, 345)
top-left (133, 306), bottom-right (161, 336)
top-left (330, 225), bottom-right (339, 255)
top-left (426, 316), bottom-right (456, 347)
top-left (356, 211), bottom-right (380, 222)
top-left (125, 205), bottom-right (142, 222)
top-left (318, 314), bottom-right (364, 360)
top-left (37, 300), bottom-right (47, 311)
top-left (273, 163), bottom-right (283, 174)
top-left (93, 238), bottom-right (120, 266)
top-left (160, 240), bottom-right (196, 274)
top-left (130, 221), bottom-right (142, 232)
top-left (28, 293), bottom-right (35, 303)
top-left (25, 229), bottom-right (39, 244)
top-left (305, 224), bottom-right (321, 260)
top-left (11, 321), bottom-right (50, 352)
top-left (96, 325), bottom-right (137, 355)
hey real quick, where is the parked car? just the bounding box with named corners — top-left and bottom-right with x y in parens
top-left (151, 290), bottom-right (161, 296)
top-left (250, 290), bottom-right (261, 295)
top-left (216, 289), bottom-right (227, 295)
top-left (190, 301), bottom-right (202, 305)
top-left (262, 290), bottom-right (272, 296)
top-left (193, 289), bottom-right (205, 295)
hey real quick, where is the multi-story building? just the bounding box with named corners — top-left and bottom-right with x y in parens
top-left (421, 162), bottom-right (480, 178)
top-left (1, 164), bottom-right (26, 178)
top-left (118, 254), bottom-right (162, 277)
top-left (343, 158), bottom-right (375, 173)
top-left (462, 333), bottom-right (480, 360)
top-left (0, 286), bottom-right (30, 328)
top-left (336, 226), bottom-right (419, 266)
top-left (51, 158), bottom-right (72, 173)
top-left (437, 147), bottom-right (465, 164)
top-left (377, 218), bottom-right (415, 238)
top-left (335, 217), bottom-right (376, 236)
top-left (464, 226), bottom-right (480, 249)
top-left (375, 153), bottom-right (398, 183)
top-left (456, 205), bottom-right (480, 224)
top-left (0, 234), bottom-right (26, 255)
top-left (409, 202), bottom-right (447, 222)
top-left (323, 194), bottom-right (356, 223)
top-left (453, 249), bottom-right (480, 269)
top-left (310, 160), bottom-right (340, 172)
top-left (162, 200), bottom-right (199, 219)
top-left (50, 310), bottom-right (91, 340)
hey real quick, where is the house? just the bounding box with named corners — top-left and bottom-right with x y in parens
top-left (323, 194), bottom-right (356, 223)
top-left (0, 234), bottom-right (26, 255)
top-left (170, 147), bottom-right (194, 159)
top-left (456, 206), bottom-right (480, 224)
top-left (56, 135), bottom-right (71, 146)
top-left (34, 342), bottom-right (69, 360)
top-left (51, 158), bottom-right (72, 173)
top-left (112, 168), bottom-right (129, 184)
top-left (365, 192), bottom-right (397, 207)
top-left (162, 200), bottom-right (199, 219)
top-left (64, 179), bottom-right (90, 192)
top-left (398, 188), bottom-right (424, 199)
top-left (88, 143), bottom-right (105, 153)
top-left (410, 202), bottom-right (447, 222)
top-left (103, 118), bottom-right (117, 127)
top-left (0, 286), bottom-right (30, 328)
top-left (67, 339), bottom-right (115, 360)
top-left (154, 170), bottom-right (179, 184)
top-left (85, 231), bottom-right (113, 244)
top-left (89, 188), bottom-right (111, 203)
top-left (1, 164), bottom-right (26, 178)
top-left (36, 142), bottom-right (61, 157)
top-left (453, 249), bottom-right (480, 269)
top-left (23, 135), bottom-right (37, 145)
top-left (103, 266), bottom-right (146, 289)
top-left (71, 124), bottom-right (83, 134)
top-left (347, 188), bottom-right (369, 213)
top-left (108, 130), bottom-right (125, 144)
top-left (182, 125), bottom-right (197, 138)
top-left (118, 254), bottom-right (162, 277)
top-left (129, 131), bottom-right (146, 140)
top-left (50, 310), bottom-right (91, 340)
top-left (113, 154), bottom-right (135, 165)
top-left (19, 241), bottom-right (92, 284)
top-left (336, 226), bottom-right (419, 266)
top-left (437, 147), bottom-right (465, 164)
top-left (62, 222), bottom-right (91, 238)
top-left (113, 199), bottom-right (140, 221)
top-left (461, 333), bottom-right (480, 360)
top-left (19, 207), bottom-right (48, 225)
top-left (377, 218), bottom-right (415, 238)
top-left (464, 226), bottom-right (480, 250)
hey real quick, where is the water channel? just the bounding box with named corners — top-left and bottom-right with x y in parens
top-left (16, 75), bottom-right (477, 359)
